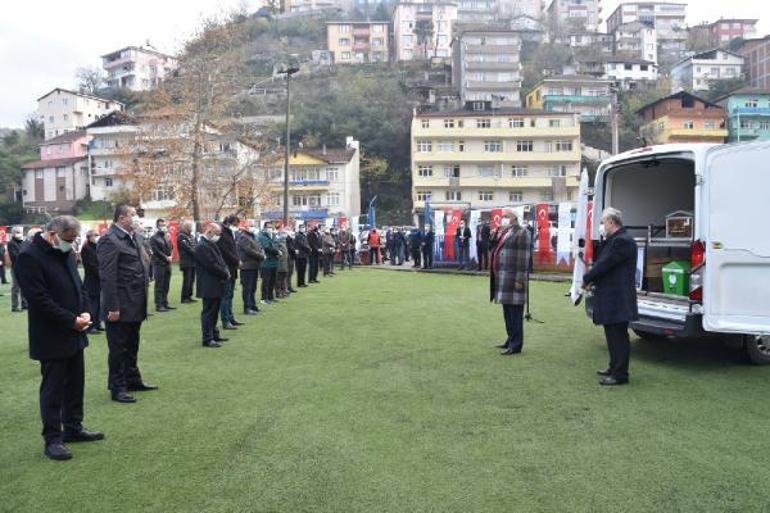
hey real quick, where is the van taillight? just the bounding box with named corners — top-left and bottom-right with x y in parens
top-left (689, 240), bottom-right (705, 302)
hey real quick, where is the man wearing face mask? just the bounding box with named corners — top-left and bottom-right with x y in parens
top-left (98, 204), bottom-right (157, 404)
top-left (177, 220), bottom-right (197, 304)
top-left (307, 224), bottom-right (323, 283)
top-left (16, 216), bottom-right (105, 460)
top-left (195, 223), bottom-right (231, 348)
top-left (258, 221), bottom-right (281, 304)
top-left (456, 220), bottom-right (472, 270)
top-left (490, 211), bottom-right (532, 356)
top-left (237, 221), bottom-right (264, 315)
top-left (421, 224), bottom-right (434, 270)
top-left (294, 224), bottom-right (310, 287)
top-left (409, 227), bottom-right (422, 268)
top-left (80, 230), bottom-right (103, 334)
top-left (150, 218), bottom-right (174, 313)
top-left (321, 227), bottom-right (336, 277)
top-left (8, 226), bottom-right (28, 312)
top-left (217, 215), bottom-right (243, 330)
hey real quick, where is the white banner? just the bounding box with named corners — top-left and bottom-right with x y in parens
top-left (434, 211), bottom-right (445, 235)
top-left (557, 202), bottom-right (572, 266)
top-left (469, 210), bottom-right (481, 262)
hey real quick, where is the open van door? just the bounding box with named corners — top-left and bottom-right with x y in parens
top-left (570, 169), bottom-right (591, 305)
top-left (703, 142), bottom-right (770, 335)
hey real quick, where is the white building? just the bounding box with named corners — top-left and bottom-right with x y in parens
top-left (393, 2), bottom-right (458, 61)
top-left (545, 0), bottom-right (600, 32)
top-left (37, 88), bottom-right (124, 141)
top-left (604, 58), bottom-right (659, 88)
top-left (606, 2), bottom-right (687, 64)
top-left (85, 112), bottom-right (142, 204)
top-left (102, 45), bottom-right (178, 91)
top-left (568, 32), bottom-right (614, 54)
top-left (499, 0), bottom-right (542, 19)
top-left (671, 49), bottom-right (745, 93)
top-left (613, 22), bottom-right (658, 64)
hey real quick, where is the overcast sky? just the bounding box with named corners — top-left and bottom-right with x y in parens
top-left (1, 0), bottom-right (767, 127)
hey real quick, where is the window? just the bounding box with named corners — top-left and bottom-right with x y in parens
top-left (437, 141), bottom-right (454, 152)
top-left (341, 52), bottom-right (351, 60)
top-left (416, 191), bottom-right (432, 202)
top-left (291, 168), bottom-right (321, 181)
top-left (458, 140), bottom-right (465, 152)
top-left (326, 192), bottom-right (340, 207)
top-left (476, 118), bottom-right (491, 128)
top-left (444, 165), bottom-right (460, 178)
top-left (509, 190), bottom-right (523, 202)
top-left (484, 140), bottom-right (503, 152)
top-left (421, 119), bottom-right (430, 128)
top-left (372, 24), bottom-right (384, 33)
top-left (63, 114), bottom-right (69, 121)
top-left (445, 190), bottom-right (462, 201)
top-left (417, 140), bottom-right (432, 152)
top-left (105, 178), bottom-right (114, 187)
top-left (516, 140), bottom-right (534, 152)
top-left (683, 120), bottom-right (694, 129)
top-left (326, 168), bottom-right (339, 181)
top-left (549, 119), bottom-right (561, 128)
top-left (704, 121), bottom-right (715, 129)
top-left (339, 38), bottom-right (351, 46)
top-left (340, 25), bottom-right (351, 33)
top-left (746, 99), bottom-right (759, 108)
top-left (49, 116), bottom-right (54, 123)
top-left (555, 140), bottom-right (573, 151)
top-left (292, 194), bottom-right (322, 207)
top-left (740, 119), bottom-right (752, 129)
top-left (35, 170), bottom-right (44, 179)
top-left (540, 190), bottom-right (554, 201)
top-left (509, 118), bottom-right (525, 128)
top-left (62, 98), bottom-right (68, 106)
top-left (418, 165), bottom-right (433, 177)
top-left (479, 191), bottom-right (494, 201)
top-left (547, 165), bottom-right (567, 177)
top-left (760, 121), bottom-right (770, 130)
top-left (478, 166), bottom-right (496, 178)
top-left (444, 119), bottom-right (455, 128)
top-left (152, 185), bottom-right (173, 201)
top-left (511, 165), bottom-right (528, 177)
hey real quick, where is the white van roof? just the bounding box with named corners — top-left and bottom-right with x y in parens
top-left (599, 143), bottom-right (721, 169)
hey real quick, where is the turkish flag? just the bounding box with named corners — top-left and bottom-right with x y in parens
top-left (0, 226), bottom-right (6, 244)
top-left (443, 209), bottom-right (463, 260)
top-left (535, 203), bottom-right (552, 265)
top-left (97, 222), bottom-right (109, 235)
top-left (489, 209), bottom-right (503, 230)
top-left (168, 221), bottom-right (180, 262)
top-left (585, 201), bottom-right (594, 263)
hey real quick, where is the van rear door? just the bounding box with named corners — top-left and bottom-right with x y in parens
top-left (703, 142), bottom-right (770, 335)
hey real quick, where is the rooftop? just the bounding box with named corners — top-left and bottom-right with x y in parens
top-left (303, 148), bottom-right (357, 164)
top-left (636, 90), bottom-right (725, 115)
top-left (39, 130), bottom-right (87, 146)
top-left (101, 45), bottom-right (176, 60)
top-left (21, 156), bottom-right (87, 169)
top-left (37, 87), bottom-right (125, 105)
top-left (415, 107), bottom-right (576, 118)
top-left (712, 86), bottom-right (770, 103)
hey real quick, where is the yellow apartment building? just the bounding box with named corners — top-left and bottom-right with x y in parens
top-left (326, 22), bottom-right (390, 64)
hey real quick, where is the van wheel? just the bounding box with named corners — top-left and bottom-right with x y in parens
top-left (632, 329), bottom-right (666, 342)
top-left (744, 335), bottom-right (770, 365)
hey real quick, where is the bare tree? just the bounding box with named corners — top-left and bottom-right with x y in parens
top-left (75, 66), bottom-right (105, 94)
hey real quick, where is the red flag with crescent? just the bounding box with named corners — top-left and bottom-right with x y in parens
top-left (443, 209), bottom-right (463, 260)
top-left (536, 203), bottom-right (552, 264)
top-left (0, 226), bottom-right (6, 245)
top-left (168, 220), bottom-right (180, 262)
top-left (489, 209), bottom-right (503, 230)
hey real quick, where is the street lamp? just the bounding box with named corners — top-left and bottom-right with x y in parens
top-left (277, 65), bottom-right (300, 226)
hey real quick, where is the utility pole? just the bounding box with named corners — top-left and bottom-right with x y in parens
top-left (279, 65), bottom-right (300, 226)
top-left (611, 86), bottom-right (620, 155)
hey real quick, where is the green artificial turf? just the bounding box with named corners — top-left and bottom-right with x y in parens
top-left (1, 268), bottom-right (769, 513)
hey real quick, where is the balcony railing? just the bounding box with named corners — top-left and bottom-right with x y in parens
top-left (732, 107), bottom-right (770, 116)
top-left (543, 95), bottom-right (612, 105)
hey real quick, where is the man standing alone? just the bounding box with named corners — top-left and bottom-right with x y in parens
top-left (421, 224), bottom-right (434, 270)
top-left (99, 204), bottom-right (157, 403)
top-left (177, 220), bottom-right (197, 304)
top-left (150, 218), bottom-right (174, 313)
top-left (582, 208), bottom-right (638, 386)
top-left (456, 220), bottom-right (472, 270)
top-left (490, 212), bottom-right (531, 356)
top-left (195, 223), bottom-right (230, 348)
top-left (16, 216), bottom-right (104, 460)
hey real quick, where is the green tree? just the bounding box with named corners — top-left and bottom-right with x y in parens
top-left (414, 20), bottom-right (435, 59)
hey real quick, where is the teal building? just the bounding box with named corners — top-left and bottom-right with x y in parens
top-left (715, 87), bottom-right (770, 143)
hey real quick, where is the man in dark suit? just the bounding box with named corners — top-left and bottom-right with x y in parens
top-left (307, 224), bottom-right (322, 284)
top-left (177, 220), bottom-right (197, 304)
top-left (8, 226), bottom-right (27, 312)
top-left (421, 224), bottom-right (434, 269)
top-left (98, 204), bottom-right (157, 403)
top-left (16, 216), bottom-right (104, 460)
top-left (150, 218), bottom-right (174, 313)
top-left (80, 230), bottom-right (103, 334)
top-left (583, 207), bottom-right (639, 386)
top-left (217, 215), bottom-right (242, 329)
top-left (237, 221), bottom-right (264, 315)
top-left (456, 220), bottom-right (472, 270)
top-left (477, 222), bottom-right (491, 271)
top-left (294, 224), bottom-right (310, 287)
top-left (195, 223), bottom-right (230, 348)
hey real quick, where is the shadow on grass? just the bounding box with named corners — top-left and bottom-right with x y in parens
top-left (632, 334), bottom-right (747, 371)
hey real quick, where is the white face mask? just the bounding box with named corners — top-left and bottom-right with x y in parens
top-left (424, 225), bottom-right (430, 231)
top-left (13, 233), bottom-right (23, 240)
top-left (55, 236), bottom-right (73, 253)
top-left (500, 218), bottom-right (511, 228)
top-left (599, 224), bottom-right (608, 237)
top-left (210, 234), bottom-right (221, 243)
top-left (93, 236), bottom-right (100, 244)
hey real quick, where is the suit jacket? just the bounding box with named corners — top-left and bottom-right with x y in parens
top-left (195, 237), bottom-right (230, 298)
top-left (8, 237), bottom-right (24, 265)
top-left (177, 231), bottom-right (196, 269)
top-left (16, 234), bottom-right (89, 360)
top-left (98, 224), bottom-right (149, 323)
top-left (150, 231), bottom-right (172, 268)
top-left (295, 232), bottom-right (311, 259)
top-left (237, 231), bottom-right (265, 270)
top-left (80, 240), bottom-right (100, 295)
top-left (286, 235), bottom-right (297, 261)
top-left (583, 227), bottom-right (639, 325)
top-left (490, 224), bottom-right (531, 305)
top-left (456, 226), bottom-right (472, 248)
top-left (307, 230), bottom-right (323, 254)
top-left (321, 233), bottom-right (336, 254)
top-left (258, 231), bottom-right (280, 269)
top-left (217, 227), bottom-right (240, 279)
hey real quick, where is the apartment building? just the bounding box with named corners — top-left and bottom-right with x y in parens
top-left (545, 0), bottom-right (600, 32)
top-left (606, 2), bottom-right (687, 64)
top-left (393, 2), bottom-right (458, 61)
top-left (568, 32), bottom-right (614, 55)
top-left (499, 0), bottom-right (542, 18)
top-left (452, 30), bottom-right (522, 107)
top-left (410, 103), bottom-right (581, 215)
top-left (525, 76), bottom-right (614, 122)
top-left (613, 22), bottom-right (658, 64)
top-left (690, 19), bottom-right (758, 46)
top-left (714, 87), bottom-right (770, 143)
top-left (264, 138), bottom-right (361, 222)
top-left (102, 45), bottom-right (177, 91)
top-left (671, 49), bottom-right (745, 93)
top-left (638, 91), bottom-right (727, 144)
top-left (37, 88), bottom-right (124, 140)
top-left (737, 36), bottom-right (770, 90)
top-left (327, 22), bottom-right (389, 64)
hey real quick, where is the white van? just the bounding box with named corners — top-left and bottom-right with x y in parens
top-left (574, 141), bottom-right (770, 364)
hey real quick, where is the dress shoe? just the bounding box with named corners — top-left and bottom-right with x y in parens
top-left (244, 310), bottom-right (259, 315)
top-left (222, 323), bottom-right (237, 330)
top-left (495, 344), bottom-right (508, 349)
top-left (127, 382), bottom-right (158, 391)
top-left (111, 392), bottom-right (136, 403)
top-left (156, 306), bottom-right (169, 313)
top-left (230, 320), bottom-right (244, 326)
top-left (164, 305), bottom-right (177, 310)
top-left (298, 284), bottom-right (308, 288)
top-left (213, 337), bottom-right (229, 343)
top-left (260, 300), bottom-right (270, 305)
top-left (44, 442), bottom-right (72, 461)
top-left (11, 308), bottom-right (22, 313)
top-left (289, 288), bottom-right (298, 293)
top-left (501, 348), bottom-right (522, 356)
top-left (596, 368), bottom-right (612, 377)
top-left (63, 429), bottom-right (105, 443)
top-left (599, 376), bottom-right (629, 386)
top-left (202, 341), bottom-right (222, 348)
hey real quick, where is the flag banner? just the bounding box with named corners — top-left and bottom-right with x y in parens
top-left (535, 203), bottom-right (552, 265)
top-left (557, 202), bottom-right (572, 266)
top-left (337, 217), bottom-right (347, 230)
top-left (585, 201), bottom-right (594, 263)
top-left (469, 210), bottom-right (481, 262)
top-left (97, 222), bottom-right (109, 235)
top-left (0, 226), bottom-right (8, 244)
top-left (490, 208), bottom-right (503, 230)
top-left (168, 220), bottom-right (180, 262)
top-left (570, 170), bottom-right (590, 304)
top-left (443, 209), bottom-right (463, 261)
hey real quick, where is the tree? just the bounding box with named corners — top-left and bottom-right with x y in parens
top-left (705, 78), bottom-right (745, 101)
top-left (687, 26), bottom-right (714, 53)
top-left (75, 66), bottom-right (105, 94)
top-left (25, 115), bottom-right (44, 140)
top-left (414, 19), bottom-right (435, 59)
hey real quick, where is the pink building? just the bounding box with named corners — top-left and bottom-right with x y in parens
top-left (38, 130), bottom-right (89, 160)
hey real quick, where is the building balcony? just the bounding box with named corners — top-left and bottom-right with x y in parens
top-left (464, 45), bottom-right (521, 54)
top-left (465, 62), bottom-right (521, 71)
top-left (543, 95), bottom-right (612, 105)
top-left (413, 126), bottom-right (580, 138)
top-left (464, 81), bottom-right (522, 91)
top-left (352, 42), bottom-right (370, 51)
top-left (663, 128), bottom-right (728, 142)
top-left (269, 180), bottom-right (330, 190)
top-left (731, 107), bottom-right (770, 116)
top-left (731, 127), bottom-right (770, 139)
top-left (412, 150), bottom-right (582, 163)
top-left (353, 27), bottom-right (371, 36)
